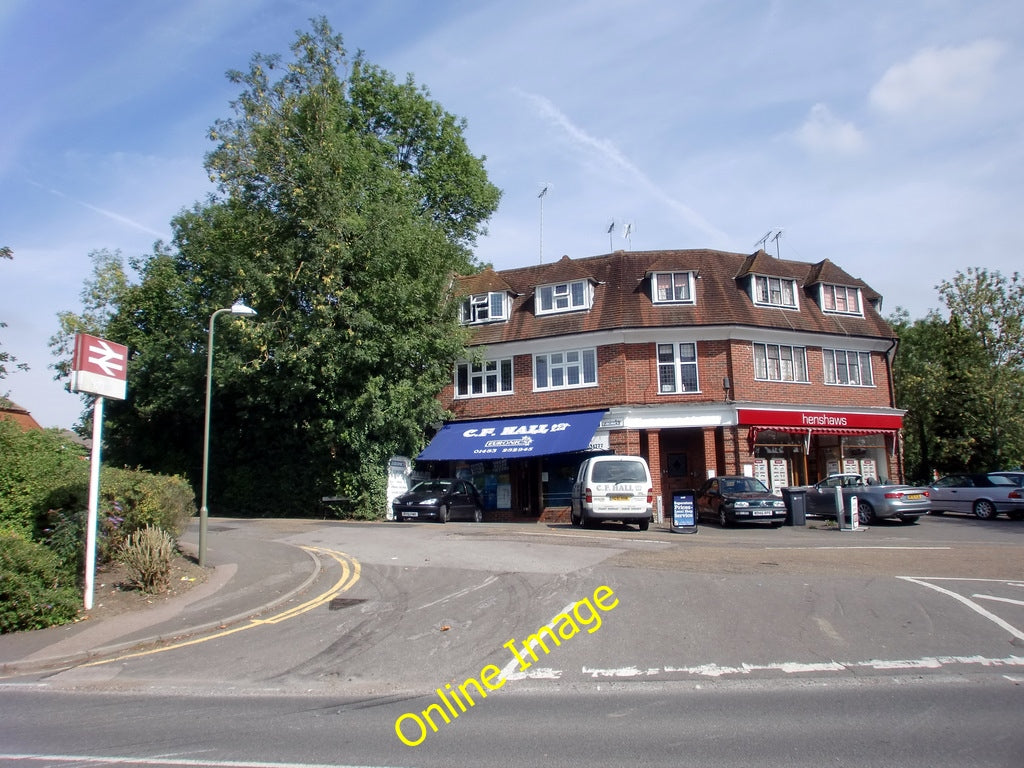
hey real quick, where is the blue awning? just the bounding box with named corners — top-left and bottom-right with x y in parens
top-left (418, 410), bottom-right (607, 461)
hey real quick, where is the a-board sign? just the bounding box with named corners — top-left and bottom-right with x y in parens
top-left (671, 490), bottom-right (697, 533)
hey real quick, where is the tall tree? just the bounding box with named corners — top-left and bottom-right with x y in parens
top-left (937, 268), bottom-right (1024, 471)
top-left (56, 19), bottom-right (501, 517)
top-left (889, 309), bottom-right (946, 481)
top-left (891, 268), bottom-right (1024, 478)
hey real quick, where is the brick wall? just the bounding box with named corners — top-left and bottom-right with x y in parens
top-left (443, 339), bottom-right (893, 418)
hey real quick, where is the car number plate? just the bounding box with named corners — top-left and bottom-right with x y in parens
top-left (906, 494), bottom-right (924, 500)
top-left (404, 511), bottom-right (418, 518)
top-left (752, 510), bottom-right (772, 516)
top-left (610, 494), bottom-right (631, 501)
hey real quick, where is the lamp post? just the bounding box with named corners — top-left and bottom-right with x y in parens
top-left (199, 301), bottom-right (256, 567)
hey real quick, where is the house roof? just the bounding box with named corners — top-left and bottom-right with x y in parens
top-left (0, 397), bottom-right (43, 431)
top-left (455, 248), bottom-right (894, 346)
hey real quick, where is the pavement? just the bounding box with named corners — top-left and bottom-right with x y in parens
top-left (0, 518), bottom-right (321, 676)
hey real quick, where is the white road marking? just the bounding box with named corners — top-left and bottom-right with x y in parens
top-left (972, 594), bottom-right (1024, 607)
top-left (0, 756), bottom-right (405, 768)
top-left (415, 574), bottom-right (499, 610)
top-left (580, 654), bottom-right (1024, 679)
top-left (499, 600), bottom-right (578, 683)
top-left (504, 667), bottom-right (562, 680)
top-left (899, 576), bottom-right (1024, 641)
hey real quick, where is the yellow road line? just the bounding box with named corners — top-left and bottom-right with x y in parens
top-left (80, 547), bottom-right (360, 666)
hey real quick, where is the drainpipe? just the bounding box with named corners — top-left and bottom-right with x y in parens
top-left (885, 335), bottom-right (905, 482)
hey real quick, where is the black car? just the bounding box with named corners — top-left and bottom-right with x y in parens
top-left (697, 475), bottom-right (787, 527)
top-left (392, 479), bottom-right (484, 523)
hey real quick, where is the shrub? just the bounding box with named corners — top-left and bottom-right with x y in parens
top-left (332, 462), bottom-right (388, 520)
top-left (0, 420), bottom-right (88, 537)
top-left (99, 466), bottom-right (196, 543)
top-left (0, 531), bottom-right (81, 633)
top-left (118, 524), bottom-right (175, 593)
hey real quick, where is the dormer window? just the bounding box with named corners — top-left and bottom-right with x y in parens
top-left (820, 284), bottom-right (862, 315)
top-left (536, 279), bottom-right (591, 315)
top-left (752, 275), bottom-right (798, 309)
top-left (652, 271), bottom-right (695, 304)
top-left (461, 292), bottom-right (508, 324)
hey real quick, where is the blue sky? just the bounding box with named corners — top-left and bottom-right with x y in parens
top-left (2, 0), bottom-right (1023, 429)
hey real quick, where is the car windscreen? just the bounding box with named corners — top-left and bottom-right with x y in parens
top-left (722, 477), bottom-right (770, 494)
top-left (592, 461), bottom-right (647, 483)
top-left (411, 481), bottom-right (452, 493)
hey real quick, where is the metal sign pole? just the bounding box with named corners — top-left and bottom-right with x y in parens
top-left (83, 395), bottom-right (104, 610)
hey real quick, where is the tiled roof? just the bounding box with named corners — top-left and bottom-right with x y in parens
top-left (456, 248), bottom-right (894, 345)
top-left (0, 398), bottom-right (42, 431)
top-left (459, 267), bottom-right (519, 295)
top-left (805, 258), bottom-right (881, 302)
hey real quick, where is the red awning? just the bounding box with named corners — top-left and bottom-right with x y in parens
top-left (747, 425), bottom-right (898, 451)
top-left (809, 427), bottom-right (899, 437)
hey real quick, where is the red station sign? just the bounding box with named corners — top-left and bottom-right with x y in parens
top-left (71, 333), bottom-right (128, 400)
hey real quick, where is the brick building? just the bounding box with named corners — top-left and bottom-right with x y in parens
top-left (416, 248), bottom-right (905, 521)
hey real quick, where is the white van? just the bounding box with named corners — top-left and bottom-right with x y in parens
top-left (570, 455), bottom-right (654, 530)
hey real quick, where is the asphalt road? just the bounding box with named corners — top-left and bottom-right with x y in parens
top-left (2, 513), bottom-right (1023, 766)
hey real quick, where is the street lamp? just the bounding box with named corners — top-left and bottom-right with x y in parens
top-left (199, 301), bottom-right (257, 567)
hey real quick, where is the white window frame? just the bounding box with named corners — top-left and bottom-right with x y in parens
top-left (533, 348), bottom-right (598, 391)
top-left (652, 272), bottom-right (696, 304)
top-left (455, 358), bottom-right (514, 398)
top-left (460, 292), bottom-right (508, 325)
top-left (820, 284), bottom-right (862, 315)
top-left (752, 275), bottom-right (799, 309)
top-left (657, 342), bottom-right (699, 393)
top-left (753, 342), bottom-right (809, 383)
top-left (536, 280), bottom-right (591, 315)
top-left (823, 349), bottom-right (874, 387)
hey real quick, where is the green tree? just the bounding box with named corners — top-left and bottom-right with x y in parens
top-left (892, 268), bottom-right (1024, 478)
top-left (937, 268), bottom-right (1024, 471)
top-left (56, 19), bottom-right (500, 517)
top-left (889, 309), bottom-right (947, 481)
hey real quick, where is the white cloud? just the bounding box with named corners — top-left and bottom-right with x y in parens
top-left (795, 103), bottom-right (866, 155)
top-left (869, 39), bottom-right (1006, 116)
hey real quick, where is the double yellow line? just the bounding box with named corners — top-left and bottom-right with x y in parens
top-left (82, 546), bottom-right (360, 666)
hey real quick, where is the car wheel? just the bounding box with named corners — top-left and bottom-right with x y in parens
top-left (570, 509), bottom-right (581, 527)
top-left (857, 501), bottom-right (876, 526)
top-left (438, 504), bottom-right (448, 523)
top-left (395, 514), bottom-right (403, 523)
top-left (473, 506), bottom-right (483, 523)
top-left (638, 519), bottom-right (650, 531)
top-left (973, 499), bottom-right (997, 520)
top-left (1009, 511), bottom-right (1024, 521)
top-left (718, 508), bottom-right (730, 528)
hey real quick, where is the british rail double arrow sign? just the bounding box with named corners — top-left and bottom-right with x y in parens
top-left (71, 333), bottom-right (128, 400)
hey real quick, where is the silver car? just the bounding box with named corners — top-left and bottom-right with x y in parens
top-left (802, 474), bottom-right (930, 525)
top-left (928, 473), bottom-right (1024, 520)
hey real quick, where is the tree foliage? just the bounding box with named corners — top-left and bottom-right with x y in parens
top-left (891, 267), bottom-right (1024, 479)
top-left (55, 19), bottom-right (500, 517)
